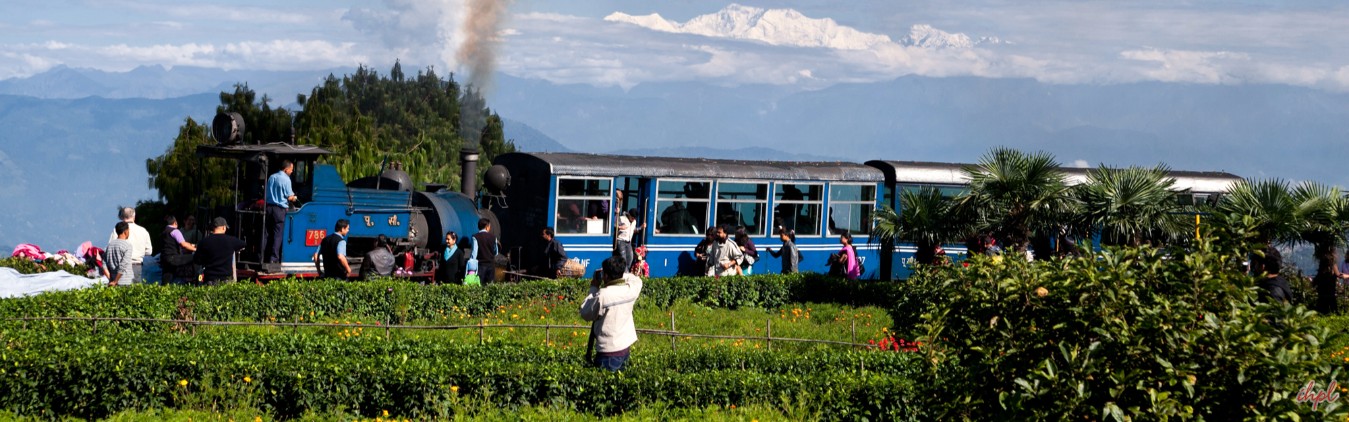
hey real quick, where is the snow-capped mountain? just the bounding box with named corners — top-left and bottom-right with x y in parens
top-left (605, 3), bottom-right (892, 50)
top-left (900, 24), bottom-right (1003, 49)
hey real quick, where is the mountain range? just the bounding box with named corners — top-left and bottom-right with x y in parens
top-left (604, 3), bottom-right (999, 50)
top-left (4, 64), bottom-right (1349, 256)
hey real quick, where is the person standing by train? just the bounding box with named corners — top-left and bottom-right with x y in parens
top-left (472, 218), bottom-right (499, 283)
top-left (316, 219), bottom-right (351, 280)
top-left (436, 231), bottom-right (470, 284)
top-left (830, 230), bottom-right (861, 280)
top-left (195, 217), bottom-right (246, 285)
top-left (765, 227), bottom-right (800, 274)
top-left (105, 222), bottom-right (134, 286)
top-left (264, 160), bottom-right (298, 265)
top-left (694, 226), bottom-right (717, 274)
top-left (734, 226), bottom-right (758, 275)
top-left (706, 225), bottom-right (744, 277)
top-left (614, 209), bottom-right (635, 270)
top-left (159, 215), bottom-right (198, 285)
top-left (541, 227), bottom-right (568, 278)
top-left (107, 206), bottom-right (152, 283)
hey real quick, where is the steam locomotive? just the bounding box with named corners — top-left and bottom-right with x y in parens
top-left (196, 112), bottom-right (509, 280)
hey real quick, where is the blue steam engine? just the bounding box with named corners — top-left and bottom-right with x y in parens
top-left (196, 112), bottom-right (502, 280)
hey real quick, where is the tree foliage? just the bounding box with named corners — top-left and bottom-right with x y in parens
top-left (1072, 165), bottom-right (1186, 246)
top-left (147, 63), bottom-right (515, 214)
top-left (959, 147), bottom-right (1076, 253)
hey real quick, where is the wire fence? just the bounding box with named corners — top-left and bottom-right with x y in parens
top-left (6, 316), bottom-right (879, 352)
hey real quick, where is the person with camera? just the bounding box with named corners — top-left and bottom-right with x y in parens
top-left (579, 256), bottom-right (644, 372)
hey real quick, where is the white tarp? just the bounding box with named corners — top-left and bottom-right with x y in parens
top-left (0, 267), bottom-right (101, 298)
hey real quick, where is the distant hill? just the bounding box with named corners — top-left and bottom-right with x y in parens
top-left (0, 93), bottom-right (220, 251)
top-left (0, 65), bottom-right (354, 102)
top-left (502, 119), bottom-right (570, 152)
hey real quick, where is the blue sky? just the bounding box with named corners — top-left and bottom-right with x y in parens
top-left (3, 0), bottom-right (1348, 92)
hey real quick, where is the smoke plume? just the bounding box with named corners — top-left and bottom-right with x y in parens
top-left (457, 0), bottom-right (510, 92)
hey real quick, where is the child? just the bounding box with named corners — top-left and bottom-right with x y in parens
top-left (630, 245), bottom-right (650, 277)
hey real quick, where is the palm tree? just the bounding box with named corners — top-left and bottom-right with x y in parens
top-left (1073, 165), bottom-right (1187, 246)
top-left (1289, 182), bottom-right (1346, 313)
top-left (959, 147), bottom-right (1077, 253)
top-left (1215, 179), bottom-right (1348, 311)
top-left (873, 187), bottom-right (975, 266)
top-left (1215, 179), bottom-right (1302, 246)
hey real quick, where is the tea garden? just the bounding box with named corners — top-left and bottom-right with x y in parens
top-left (0, 234), bottom-right (1346, 420)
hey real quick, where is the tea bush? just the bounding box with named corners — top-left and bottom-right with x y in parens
top-left (908, 237), bottom-right (1345, 420)
top-left (0, 328), bottom-right (926, 420)
top-left (0, 273), bottom-right (900, 323)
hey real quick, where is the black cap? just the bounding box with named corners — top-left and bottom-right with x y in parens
top-left (212, 217), bottom-right (229, 229)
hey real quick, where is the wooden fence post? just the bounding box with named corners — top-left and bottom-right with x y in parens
top-left (670, 312), bottom-right (676, 352)
top-left (545, 325), bottom-right (550, 346)
top-left (766, 319), bottom-right (771, 351)
top-left (851, 320), bottom-right (856, 347)
top-left (479, 319), bottom-right (485, 345)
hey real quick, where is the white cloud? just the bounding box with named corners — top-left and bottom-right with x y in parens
top-left (1068, 159), bottom-right (1090, 168)
top-left (0, 39), bottom-right (366, 75)
top-left (1119, 48), bottom-right (1249, 84)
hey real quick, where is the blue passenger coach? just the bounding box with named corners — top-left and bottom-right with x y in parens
top-left (491, 152), bottom-right (885, 278)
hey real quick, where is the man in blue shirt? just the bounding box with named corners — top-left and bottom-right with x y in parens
top-left (264, 160), bottom-right (297, 264)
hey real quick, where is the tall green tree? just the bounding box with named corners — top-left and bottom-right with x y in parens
top-left (959, 147), bottom-right (1077, 253)
top-left (148, 63), bottom-right (514, 213)
top-left (872, 187), bottom-right (974, 265)
top-left (1073, 165), bottom-right (1186, 246)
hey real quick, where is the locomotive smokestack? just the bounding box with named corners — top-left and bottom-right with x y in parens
top-left (461, 146), bottom-right (479, 199)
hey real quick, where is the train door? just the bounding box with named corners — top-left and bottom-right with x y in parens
top-left (614, 176), bottom-right (648, 266)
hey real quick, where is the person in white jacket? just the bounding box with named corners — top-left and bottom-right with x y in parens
top-left (579, 256), bottom-right (644, 371)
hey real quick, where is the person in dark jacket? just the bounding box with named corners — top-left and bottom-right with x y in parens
top-left (194, 217), bottom-right (245, 285)
top-left (541, 227), bottom-right (568, 278)
top-left (160, 215), bottom-right (198, 285)
top-left (360, 234), bottom-right (396, 280)
top-left (315, 219), bottom-right (351, 280)
top-left (1252, 245), bottom-right (1292, 304)
top-left (472, 218), bottom-right (498, 283)
top-left (436, 231), bottom-right (470, 284)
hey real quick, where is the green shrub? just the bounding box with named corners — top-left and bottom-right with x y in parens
top-left (908, 237), bottom-right (1345, 420)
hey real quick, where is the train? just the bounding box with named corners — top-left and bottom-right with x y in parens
top-left (197, 113), bottom-right (1242, 281)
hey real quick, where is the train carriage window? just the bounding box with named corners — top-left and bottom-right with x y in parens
top-left (555, 177), bottom-right (612, 235)
top-left (655, 180), bottom-right (710, 235)
top-left (715, 182), bottom-right (769, 236)
top-left (829, 183), bottom-right (876, 236)
top-left (774, 183), bottom-right (824, 236)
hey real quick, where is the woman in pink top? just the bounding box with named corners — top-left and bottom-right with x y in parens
top-left (837, 231), bottom-right (860, 280)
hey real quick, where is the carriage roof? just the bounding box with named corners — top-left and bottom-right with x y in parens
top-left (500, 152), bottom-right (883, 182)
top-left (866, 160), bottom-right (1242, 193)
top-left (196, 142), bottom-right (332, 162)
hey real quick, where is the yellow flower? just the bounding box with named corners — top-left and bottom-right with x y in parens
top-left (244, 376), bottom-right (252, 383)
top-left (254, 417), bottom-right (262, 422)
top-left (178, 379), bottom-right (188, 387)
top-left (383, 409), bottom-right (390, 417)
top-left (451, 385), bottom-right (460, 393)
top-left (1035, 287), bottom-right (1049, 297)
